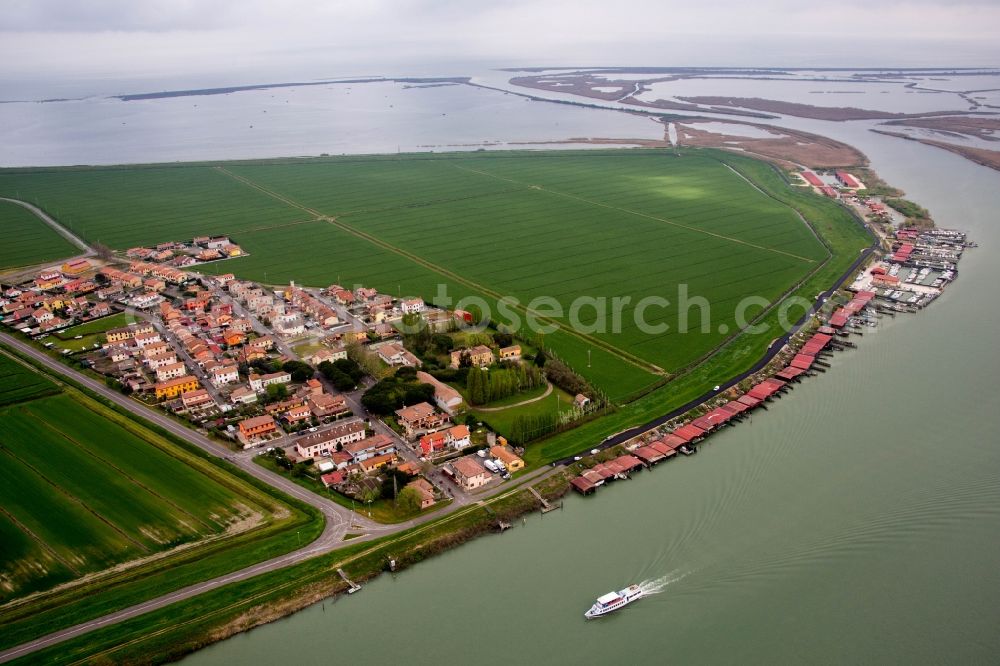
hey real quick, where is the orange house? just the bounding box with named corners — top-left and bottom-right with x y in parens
top-left (238, 415), bottom-right (277, 441)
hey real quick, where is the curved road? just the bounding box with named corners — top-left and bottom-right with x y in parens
top-left (0, 333), bottom-right (556, 663)
top-left (0, 197), bottom-right (94, 257)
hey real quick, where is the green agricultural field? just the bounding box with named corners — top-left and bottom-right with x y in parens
top-left (0, 199), bottom-right (79, 271)
top-left (0, 347), bottom-right (320, 651)
top-left (0, 149), bottom-right (867, 403)
top-left (0, 392), bottom-right (270, 601)
top-left (0, 166), bottom-right (306, 249)
top-left (0, 352), bottom-right (60, 406)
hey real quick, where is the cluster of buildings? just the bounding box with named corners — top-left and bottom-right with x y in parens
top-left (0, 259), bottom-right (140, 335)
top-left (442, 443), bottom-right (524, 491)
top-left (799, 169), bottom-right (866, 199)
top-left (448, 343), bottom-right (521, 368)
top-left (126, 236), bottom-right (244, 267)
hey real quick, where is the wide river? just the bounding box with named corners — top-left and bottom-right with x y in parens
top-left (14, 71), bottom-right (999, 664)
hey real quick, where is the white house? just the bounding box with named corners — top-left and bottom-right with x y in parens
top-left (400, 298), bottom-right (424, 315)
top-left (210, 364), bottom-right (240, 387)
top-left (249, 371), bottom-right (291, 393)
top-left (155, 362), bottom-right (188, 382)
top-left (294, 421), bottom-right (367, 459)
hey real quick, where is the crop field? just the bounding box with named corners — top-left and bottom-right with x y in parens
top-left (0, 150), bottom-right (865, 402)
top-left (0, 166), bottom-right (306, 248)
top-left (0, 391), bottom-right (268, 602)
top-left (0, 200), bottom-right (79, 270)
top-left (0, 353), bottom-right (60, 406)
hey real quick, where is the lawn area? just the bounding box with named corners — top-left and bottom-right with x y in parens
top-left (0, 199), bottom-right (79, 271)
top-left (50, 312), bottom-right (135, 351)
top-left (0, 149), bottom-right (837, 402)
top-left (470, 384), bottom-right (575, 439)
top-left (53, 312), bottom-right (133, 340)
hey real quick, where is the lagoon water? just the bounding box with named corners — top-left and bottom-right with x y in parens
top-left (8, 69), bottom-right (999, 664)
top-left (0, 80), bottom-right (663, 167)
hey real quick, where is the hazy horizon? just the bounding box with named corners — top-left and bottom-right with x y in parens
top-left (2, 0), bottom-right (999, 98)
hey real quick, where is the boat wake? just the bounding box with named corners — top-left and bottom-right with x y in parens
top-left (638, 570), bottom-right (689, 595)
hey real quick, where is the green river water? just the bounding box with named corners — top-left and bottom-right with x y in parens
top-left (183, 110), bottom-right (1000, 666)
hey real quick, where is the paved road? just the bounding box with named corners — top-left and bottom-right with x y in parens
top-left (0, 197), bottom-right (94, 256)
top-left (0, 333), bottom-right (556, 663)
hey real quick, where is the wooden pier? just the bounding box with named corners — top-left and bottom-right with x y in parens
top-left (528, 486), bottom-right (561, 514)
top-left (337, 568), bottom-right (362, 594)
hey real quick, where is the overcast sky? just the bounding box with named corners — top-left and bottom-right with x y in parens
top-left (2, 0), bottom-right (998, 95)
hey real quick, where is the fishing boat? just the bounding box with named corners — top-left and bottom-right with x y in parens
top-left (584, 584), bottom-right (644, 619)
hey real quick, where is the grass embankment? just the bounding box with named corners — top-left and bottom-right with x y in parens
top-left (0, 345), bottom-right (323, 652)
top-left (12, 473), bottom-right (570, 666)
top-left (0, 199), bottom-right (79, 271)
top-left (523, 150), bottom-right (873, 466)
top-left (253, 455), bottom-right (450, 524)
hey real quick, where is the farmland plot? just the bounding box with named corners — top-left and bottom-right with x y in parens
top-left (0, 200), bottom-right (79, 270)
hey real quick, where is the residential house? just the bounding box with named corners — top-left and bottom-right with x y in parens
top-left (405, 478), bottom-right (435, 509)
top-left (282, 404), bottom-right (313, 426)
top-left (321, 470), bottom-right (345, 488)
top-left (490, 445), bottom-right (524, 472)
top-left (294, 421), bottom-right (367, 459)
top-left (61, 258), bottom-right (91, 275)
top-left (238, 415), bottom-right (277, 445)
top-left (376, 343), bottom-right (421, 367)
top-left (181, 389), bottom-right (215, 411)
top-left (308, 393), bottom-right (350, 419)
top-left (230, 386), bottom-right (258, 405)
top-left (342, 434), bottom-right (395, 463)
top-left (448, 424), bottom-right (471, 450)
top-left (359, 453), bottom-right (396, 474)
top-left (395, 402), bottom-right (450, 439)
top-left (144, 351), bottom-right (177, 370)
top-left (399, 297), bottom-right (424, 315)
top-left (498, 345), bottom-right (522, 363)
top-left (209, 364), bottom-right (240, 387)
top-left (154, 375), bottom-right (200, 400)
top-left (131, 293), bottom-right (161, 309)
top-left (450, 345), bottom-right (494, 369)
top-left (416, 371), bottom-right (463, 415)
top-left (309, 346), bottom-right (348, 366)
top-left (155, 362), bottom-right (188, 383)
top-left (451, 455), bottom-right (490, 491)
top-left (132, 331), bottom-right (162, 348)
top-left (249, 371), bottom-right (291, 393)
top-left (419, 424), bottom-right (470, 456)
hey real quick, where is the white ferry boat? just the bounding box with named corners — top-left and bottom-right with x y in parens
top-left (584, 584), bottom-right (644, 619)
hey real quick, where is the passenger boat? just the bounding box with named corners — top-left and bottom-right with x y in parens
top-left (584, 584), bottom-right (644, 618)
